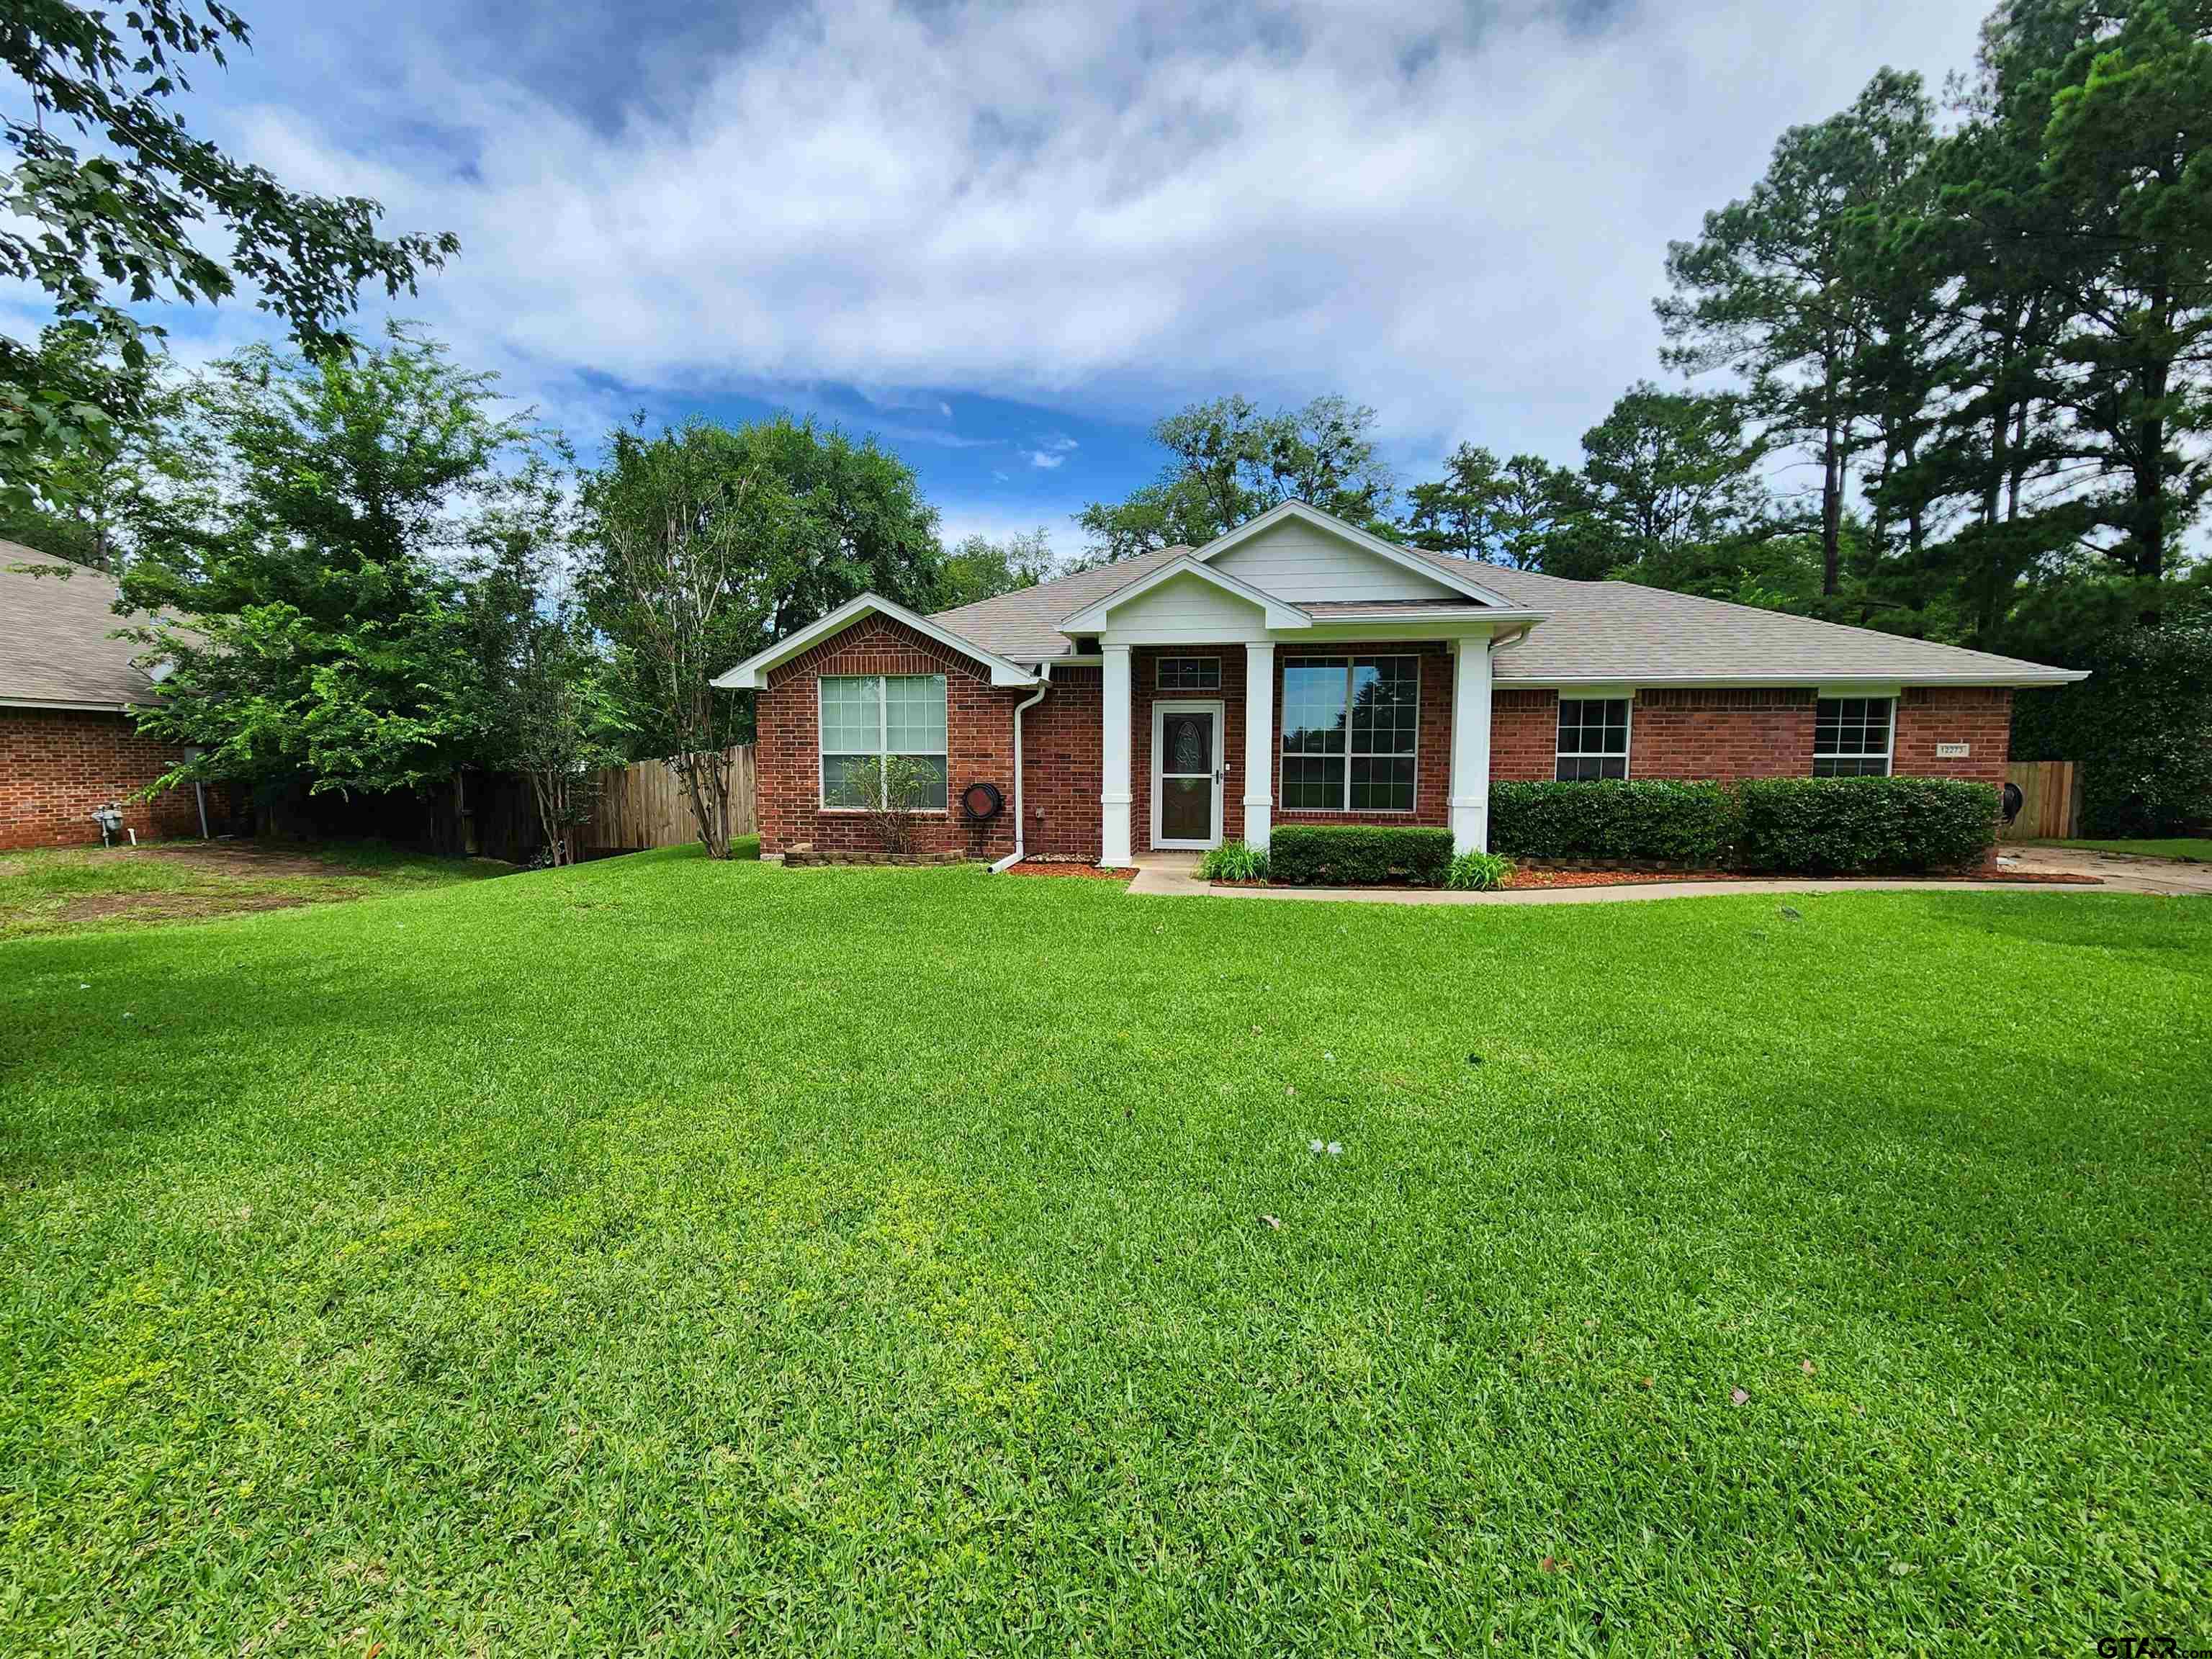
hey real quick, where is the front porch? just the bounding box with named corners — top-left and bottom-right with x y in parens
top-left (1095, 635), bottom-right (1500, 865)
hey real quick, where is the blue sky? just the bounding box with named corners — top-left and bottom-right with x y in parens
top-left (15, 0), bottom-right (1995, 554)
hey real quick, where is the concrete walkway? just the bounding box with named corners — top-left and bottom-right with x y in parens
top-left (1124, 844), bottom-right (2212, 905)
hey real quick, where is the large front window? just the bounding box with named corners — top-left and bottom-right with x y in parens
top-left (1814, 696), bottom-right (1893, 777)
top-left (1280, 656), bottom-right (1419, 813)
top-left (819, 674), bottom-right (948, 808)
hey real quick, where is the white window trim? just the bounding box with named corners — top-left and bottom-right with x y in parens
top-left (1276, 654), bottom-right (1421, 815)
top-left (1812, 694), bottom-right (1897, 778)
top-left (817, 673), bottom-right (950, 811)
top-left (1156, 655), bottom-right (1221, 691)
top-left (1555, 695), bottom-right (1634, 781)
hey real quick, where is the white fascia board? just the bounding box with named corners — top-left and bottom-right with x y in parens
top-left (1503, 670), bottom-right (2090, 690)
top-left (0, 694), bottom-right (143, 713)
top-left (1285, 608), bottom-right (1547, 643)
top-left (711, 593), bottom-right (1038, 689)
top-left (1188, 500), bottom-right (1516, 607)
top-left (1056, 554), bottom-right (1310, 633)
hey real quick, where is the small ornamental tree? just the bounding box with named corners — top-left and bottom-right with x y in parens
top-left (831, 753), bottom-right (943, 858)
top-left (465, 461), bottom-right (630, 865)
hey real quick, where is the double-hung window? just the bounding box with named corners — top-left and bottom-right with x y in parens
top-left (1813, 696), bottom-right (1893, 776)
top-left (1279, 655), bottom-right (1419, 812)
top-left (819, 674), bottom-right (949, 808)
top-left (1555, 698), bottom-right (1631, 781)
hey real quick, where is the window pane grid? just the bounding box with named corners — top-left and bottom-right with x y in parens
top-left (819, 674), bottom-right (948, 809)
top-left (1157, 656), bottom-right (1220, 691)
top-left (1555, 697), bottom-right (1630, 782)
top-left (1813, 696), bottom-right (1892, 778)
top-left (1280, 656), bottom-right (1417, 812)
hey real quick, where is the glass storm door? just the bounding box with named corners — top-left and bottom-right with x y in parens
top-left (1155, 702), bottom-right (1223, 849)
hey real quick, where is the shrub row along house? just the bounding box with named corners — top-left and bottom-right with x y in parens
top-left (0, 555), bottom-right (219, 850)
top-left (720, 501), bottom-right (2085, 867)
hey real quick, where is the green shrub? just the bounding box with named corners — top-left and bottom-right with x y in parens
top-left (1735, 777), bottom-right (2000, 874)
top-left (1444, 850), bottom-right (1515, 891)
top-left (1489, 780), bottom-right (1739, 866)
top-left (1268, 825), bottom-right (1453, 886)
top-left (1197, 840), bottom-right (1269, 882)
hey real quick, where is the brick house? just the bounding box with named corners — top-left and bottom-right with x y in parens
top-left (0, 552), bottom-right (210, 850)
top-left (715, 501), bottom-right (2084, 866)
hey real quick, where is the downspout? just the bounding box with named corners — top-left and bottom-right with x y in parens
top-left (988, 663), bottom-right (1053, 873)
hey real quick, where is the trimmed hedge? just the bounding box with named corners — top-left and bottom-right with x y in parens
top-left (1735, 777), bottom-right (2000, 874)
top-left (1269, 824), bottom-right (1453, 886)
top-left (1490, 780), bottom-right (1737, 867)
top-left (1488, 776), bottom-right (2001, 874)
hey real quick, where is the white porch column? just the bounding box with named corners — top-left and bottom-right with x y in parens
top-left (1100, 644), bottom-right (1134, 866)
top-left (1242, 642), bottom-right (1275, 850)
top-left (1447, 636), bottom-right (1493, 854)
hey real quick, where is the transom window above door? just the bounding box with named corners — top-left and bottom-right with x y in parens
top-left (1156, 656), bottom-right (1220, 691)
top-left (1280, 656), bottom-right (1419, 813)
top-left (1556, 697), bottom-right (1630, 781)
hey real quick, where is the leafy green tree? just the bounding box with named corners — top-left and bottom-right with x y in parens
top-left (1403, 445), bottom-right (1586, 570)
top-left (464, 462), bottom-right (629, 865)
top-left (1662, 71), bottom-right (1938, 594)
top-left (582, 418), bottom-right (798, 858)
top-left (2031, 0), bottom-right (2212, 588)
top-left (1571, 383), bottom-right (1771, 573)
top-left (1, 0), bottom-right (457, 512)
top-left (1076, 394), bottom-right (1395, 557)
top-left (936, 527), bottom-right (1056, 609)
top-left (119, 326), bottom-right (537, 806)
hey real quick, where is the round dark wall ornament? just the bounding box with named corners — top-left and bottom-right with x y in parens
top-left (961, 781), bottom-right (1004, 822)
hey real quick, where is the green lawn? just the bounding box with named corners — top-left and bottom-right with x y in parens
top-left (0, 839), bottom-right (503, 940)
top-left (3, 852), bottom-right (2208, 1654)
top-left (2033, 836), bottom-right (2212, 863)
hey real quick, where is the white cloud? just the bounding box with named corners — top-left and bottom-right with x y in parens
top-left (203, 0), bottom-right (1994, 469)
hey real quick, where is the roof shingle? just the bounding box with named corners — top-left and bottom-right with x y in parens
top-left (0, 549), bottom-right (161, 709)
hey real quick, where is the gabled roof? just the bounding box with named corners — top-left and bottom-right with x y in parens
top-left (711, 591), bottom-right (1039, 690)
top-left (1056, 554), bottom-right (1313, 632)
top-left (1465, 562), bottom-right (2085, 687)
top-left (1189, 500), bottom-right (1516, 606)
top-left (0, 551), bottom-right (161, 711)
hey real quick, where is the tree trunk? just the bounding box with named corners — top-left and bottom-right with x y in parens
top-left (1820, 420), bottom-right (1843, 597)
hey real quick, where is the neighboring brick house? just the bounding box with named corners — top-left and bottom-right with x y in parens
top-left (0, 551), bottom-right (209, 850)
top-left (715, 501), bottom-right (2083, 866)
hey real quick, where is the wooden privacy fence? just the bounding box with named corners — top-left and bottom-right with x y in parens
top-left (2001, 760), bottom-right (2082, 842)
top-left (581, 745), bottom-right (755, 852)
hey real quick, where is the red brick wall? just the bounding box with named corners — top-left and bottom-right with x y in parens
top-left (1, 707), bottom-right (204, 850)
top-left (1487, 685), bottom-right (2013, 783)
top-left (1491, 690), bottom-right (1557, 782)
top-left (1021, 667), bottom-right (1102, 859)
top-left (1631, 688), bottom-right (1818, 778)
top-left (756, 616), bottom-right (1022, 860)
top-left (1894, 687), bottom-right (2012, 781)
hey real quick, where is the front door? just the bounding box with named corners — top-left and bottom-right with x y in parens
top-left (1153, 700), bottom-right (1224, 850)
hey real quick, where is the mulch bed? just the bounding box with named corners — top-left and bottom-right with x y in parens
top-left (1213, 863), bottom-right (2106, 892)
top-left (1006, 861), bottom-right (1137, 881)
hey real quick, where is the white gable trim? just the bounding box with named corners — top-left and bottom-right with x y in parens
top-left (1057, 555), bottom-right (1311, 634)
top-left (1190, 500), bottom-right (1514, 607)
top-left (711, 593), bottom-right (1039, 690)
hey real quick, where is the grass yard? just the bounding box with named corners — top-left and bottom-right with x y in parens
top-left (2, 851), bottom-right (2208, 1654)
top-left (2033, 836), bottom-right (2212, 863)
top-left (0, 839), bottom-right (503, 940)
